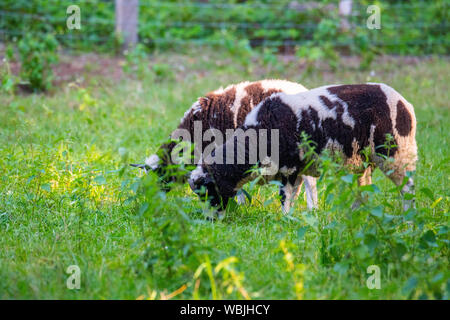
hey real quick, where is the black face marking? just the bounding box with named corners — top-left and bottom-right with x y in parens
top-left (192, 170), bottom-right (229, 209)
top-left (396, 100), bottom-right (412, 136)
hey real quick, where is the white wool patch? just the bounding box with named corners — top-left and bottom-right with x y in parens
top-left (244, 103), bottom-right (262, 127)
top-left (278, 87), bottom-right (336, 123)
top-left (233, 80), bottom-right (308, 128)
top-left (192, 102), bottom-right (202, 114)
top-left (278, 85), bottom-right (356, 129)
top-left (214, 81), bottom-right (249, 95)
top-left (279, 166), bottom-right (297, 176)
top-left (231, 82), bottom-right (251, 127)
top-left (190, 165), bottom-right (207, 182)
top-left (259, 79), bottom-right (307, 94)
top-left (145, 154), bottom-right (160, 170)
top-left (180, 101), bottom-right (202, 124)
top-left (369, 124), bottom-right (376, 152)
top-left (325, 138), bottom-right (344, 153)
top-left (341, 108), bottom-right (356, 128)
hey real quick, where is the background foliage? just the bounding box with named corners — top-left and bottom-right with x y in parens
top-left (0, 49), bottom-right (448, 299)
top-left (0, 0), bottom-right (448, 55)
top-left (0, 0), bottom-right (448, 299)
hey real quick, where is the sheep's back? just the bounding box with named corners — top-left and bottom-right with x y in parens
top-left (177, 80), bottom-right (307, 151)
top-left (247, 83), bottom-right (416, 169)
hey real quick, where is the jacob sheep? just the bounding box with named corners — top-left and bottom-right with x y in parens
top-left (132, 79), bottom-right (318, 208)
top-left (189, 83), bottom-right (417, 214)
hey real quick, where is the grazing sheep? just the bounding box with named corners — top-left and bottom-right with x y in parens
top-left (189, 83), bottom-right (417, 214)
top-left (132, 79), bottom-right (318, 208)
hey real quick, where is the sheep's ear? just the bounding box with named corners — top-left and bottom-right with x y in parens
top-left (130, 163), bottom-right (151, 172)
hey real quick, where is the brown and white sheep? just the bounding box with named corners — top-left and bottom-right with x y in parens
top-left (132, 79), bottom-right (318, 208)
top-left (189, 83), bottom-right (417, 213)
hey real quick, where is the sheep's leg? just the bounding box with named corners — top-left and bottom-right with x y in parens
top-left (236, 189), bottom-right (247, 205)
top-left (401, 177), bottom-right (415, 211)
top-left (386, 170), bottom-right (415, 211)
top-left (351, 167), bottom-right (372, 210)
top-left (280, 175), bottom-right (303, 214)
top-left (302, 175), bottom-right (318, 210)
top-left (373, 154), bottom-right (416, 211)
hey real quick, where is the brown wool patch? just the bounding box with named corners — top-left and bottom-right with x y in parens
top-left (395, 100), bottom-right (412, 136)
top-left (201, 86), bottom-right (237, 132)
top-left (327, 84), bottom-right (397, 157)
top-left (177, 87), bottom-right (236, 153)
top-left (319, 95), bottom-right (334, 109)
top-left (236, 83), bottom-right (281, 126)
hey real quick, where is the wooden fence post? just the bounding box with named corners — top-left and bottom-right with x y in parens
top-left (115, 0), bottom-right (139, 50)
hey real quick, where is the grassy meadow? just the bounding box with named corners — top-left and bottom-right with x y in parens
top-left (0, 50), bottom-right (448, 299)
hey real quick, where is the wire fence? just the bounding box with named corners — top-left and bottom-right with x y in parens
top-left (0, 0), bottom-right (448, 53)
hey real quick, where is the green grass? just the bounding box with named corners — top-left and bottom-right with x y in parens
top-left (0, 50), bottom-right (448, 299)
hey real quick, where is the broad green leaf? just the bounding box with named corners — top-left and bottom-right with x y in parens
top-left (297, 226), bottom-right (309, 240)
top-left (419, 187), bottom-right (434, 200)
top-left (94, 175), bottom-right (106, 185)
top-left (341, 174), bottom-right (354, 184)
top-left (370, 206), bottom-right (383, 218)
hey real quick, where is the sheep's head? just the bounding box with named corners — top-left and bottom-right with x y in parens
top-left (188, 166), bottom-right (229, 210)
top-left (130, 152), bottom-right (177, 193)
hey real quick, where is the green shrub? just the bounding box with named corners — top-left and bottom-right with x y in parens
top-left (292, 134), bottom-right (449, 299)
top-left (0, 46), bottom-right (16, 94)
top-left (0, 0), bottom-right (447, 59)
top-left (17, 34), bottom-right (59, 91)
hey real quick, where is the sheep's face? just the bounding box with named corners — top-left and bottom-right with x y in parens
top-left (130, 154), bottom-right (176, 192)
top-left (188, 166), bottom-right (228, 209)
top-left (154, 165), bottom-right (176, 193)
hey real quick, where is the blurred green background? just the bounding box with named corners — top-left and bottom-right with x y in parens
top-left (0, 0), bottom-right (448, 54)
